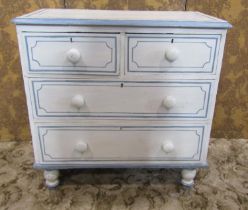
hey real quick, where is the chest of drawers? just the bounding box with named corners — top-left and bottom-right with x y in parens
top-left (13, 9), bottom-right (231, 188)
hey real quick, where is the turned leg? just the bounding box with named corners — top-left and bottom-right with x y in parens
top-left (181, 169), bottom-right (197, 187)
top-left (44, 170), bottom-right (60, 188)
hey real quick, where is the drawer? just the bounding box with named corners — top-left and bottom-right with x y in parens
top-left (23, 33), bottom-right (119, 75)
top-left (127, 34), bottom-right (220, 74)
top-left (37, 125), bottom-right (204, 162)
top-left (30, 80), bottom-right (213, 119)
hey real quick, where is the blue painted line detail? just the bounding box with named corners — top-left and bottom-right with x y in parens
top-left (12, 18), bottom-right (232, 29)
top-left (31, 80), bottom-right (212, 119)
top-left (127, 35), bottom-right (220, 74)
top-left (24, 35), bottom-right (119, 74)
top-left (37, 125), bottom-right (204, 162)
top-left (33, 162), bottom-right (208, 169)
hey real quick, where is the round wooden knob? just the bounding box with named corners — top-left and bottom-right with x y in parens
top-left (163, 96), bottom-right (176, 109)
top-left (71, 95), bottom-right (85, 109)
top-left (67, 48), bottom-right (81, 64)
top-left (162, 141), bottom-right (175, 153)
top-left (165, 47), bottom-right (180, 62)
top-left (75, 141), bottom-right (88, 153)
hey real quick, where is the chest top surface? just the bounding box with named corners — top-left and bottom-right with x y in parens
top-left (12, 9), bottom-right (232, 29)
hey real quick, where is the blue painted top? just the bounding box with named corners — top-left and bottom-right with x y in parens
top-left (12, 9), bottom-right (232, 29)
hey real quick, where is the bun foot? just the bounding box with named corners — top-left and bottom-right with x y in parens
top-left (44, 170), bottom-right (60, 188)
top-left (181, 169), bottom-right (197, 187)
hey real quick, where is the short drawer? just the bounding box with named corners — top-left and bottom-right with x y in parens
top-left (37, 125), bottom-right (204, 162)
top-left (127, 34), bottom-right (220, 74)
top-left (23, 33), bottom-right (119, 75)
top-left (30, 80), bottom-right (213, 119)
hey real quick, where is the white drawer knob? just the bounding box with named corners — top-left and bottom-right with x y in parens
top-left (163, 96), bottom-right (176, 109)
top-left (162, 141), bottom-right (174, 153)
top-left (71, 95), bottom-right (85, 109)
top-left (165, 47), bottom-right (180, 62)
top-left (67, 48), bottom-right (81, 64)
top-left (75, 141), bottom-right (88, 153)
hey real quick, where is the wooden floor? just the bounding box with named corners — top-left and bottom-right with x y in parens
top-left (0, 138), bottom-right (247, 210)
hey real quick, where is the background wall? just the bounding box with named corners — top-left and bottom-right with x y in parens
top-left (0, 0), bottom-right (247, 141)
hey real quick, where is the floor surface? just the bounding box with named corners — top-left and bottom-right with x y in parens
top-left (0, 138), bottom-right (247, 210)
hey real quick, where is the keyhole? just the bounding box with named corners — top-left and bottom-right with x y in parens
top-left (70, 37), bottom-right (73, 42)
top-left (120, 83), bottom-right (124, 88)
top-left (171, 39), bottom-right (174, 43)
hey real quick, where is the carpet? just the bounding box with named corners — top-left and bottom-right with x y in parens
top-left (0, 138), bottom-right (247, 210)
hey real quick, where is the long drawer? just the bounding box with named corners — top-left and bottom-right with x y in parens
top-left (36, 125), bottom-right (205, 163)
top-left (29, 80), bottom-right (213, 120)
top-left (127, 34), bottom-right (220, 74)
top-left (22, 33), bottom-right (119, 75)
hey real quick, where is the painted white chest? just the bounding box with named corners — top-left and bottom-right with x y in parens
top-left (13, 9), bottom-right (231, 188)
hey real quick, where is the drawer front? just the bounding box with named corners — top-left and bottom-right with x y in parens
top-left (24, 33), bottom-right (119, 75)
top-left (127, 34), bottom-right (220, 74)
top-left (30, 80), bottom-right (213, 119)
top-left (37, 125), bottom-right (204, 162)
